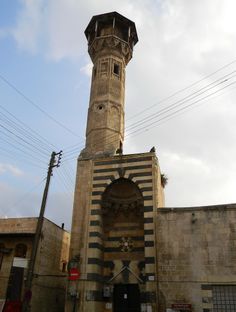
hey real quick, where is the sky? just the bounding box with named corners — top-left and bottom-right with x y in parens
top-left (0, 0), bottom-right (236, 230)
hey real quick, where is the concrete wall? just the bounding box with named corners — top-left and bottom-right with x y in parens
top-left (156, 204), bottom-right (236, 312)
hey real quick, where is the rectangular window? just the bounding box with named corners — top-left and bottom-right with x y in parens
top-left (212, 285), bottom-right (236, 311)
top-left (113, 63), bottom-right (120, 75)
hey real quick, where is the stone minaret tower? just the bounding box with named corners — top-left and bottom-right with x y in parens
top-left (81, 12), bottom-right (138, 157)
top-left (67, 12), bottom-right (165, 312)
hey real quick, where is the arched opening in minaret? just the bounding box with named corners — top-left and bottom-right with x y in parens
top-left (101, 178), bottom-right (145, 287)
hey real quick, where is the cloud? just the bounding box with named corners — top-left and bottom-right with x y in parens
top-left (9, 0), bottom-right (236, 66)
top-left (0, 181), bottom-right (72, 230)
top-left (3, 0), bottom-right (236, 213)
top-left (80, 62), bottom-right (92, 77)
top-left (159, 149), bottom-right (236, 207)
top-left (0, 182), bottom-right (28, 218)
top-left (45, 192), bottom-right (73, 231)
top-left (7, 0), bottom-right (162, 61)
top-left (0, 163), bottom-right (24, 176)
top-left (11, 0), bottom-right (44, 53)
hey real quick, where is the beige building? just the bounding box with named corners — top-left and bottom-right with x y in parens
top-left (0, 217), bottom-right (70, 312)
top-left (157, 204), bottom-right (236, 312)
top-left (67, 11), bottom-right (236, 312)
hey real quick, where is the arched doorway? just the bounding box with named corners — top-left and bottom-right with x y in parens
top-left (101, 178), bottom-right (144, 311)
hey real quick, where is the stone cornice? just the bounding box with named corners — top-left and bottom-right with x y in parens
top-left (88, 35), bottom-right (133, 64)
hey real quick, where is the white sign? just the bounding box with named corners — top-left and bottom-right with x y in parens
top-left (13, 257), bottom-right (28, 268)
top-left (0, 299), bottom-right (6, 312)
top-left (141, 304), bottom-right (147, 312)
top-left (105, 302), bottom-right (112, 309)
top-left (147, 306), bottom-right (152, 312)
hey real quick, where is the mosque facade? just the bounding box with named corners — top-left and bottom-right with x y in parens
top-left (66, 12), bottom-right (236, 312)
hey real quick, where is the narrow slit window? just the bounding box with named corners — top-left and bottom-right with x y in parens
top-left (62, 262), bottom-right (67, 272)
top-left (0, 243), bottom-right (4, 271)
top-left (113, 64), bottom-right (120, 76)
top-left (93, 66), bottom-right (97, 79)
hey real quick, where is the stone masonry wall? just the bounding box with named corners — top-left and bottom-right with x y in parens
top-left (156, 204), bottom-right (236, 312)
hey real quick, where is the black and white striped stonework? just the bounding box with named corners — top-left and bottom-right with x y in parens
top-left (86, 152), bottom-right (160, 304)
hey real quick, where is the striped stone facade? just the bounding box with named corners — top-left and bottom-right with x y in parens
top-left (68, 152), bottom-right (164, 312)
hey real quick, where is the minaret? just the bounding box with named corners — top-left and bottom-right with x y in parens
top-left (82, 12), bottom-right (138, 157)
top-left (67, 11), bottom-right (164, 312)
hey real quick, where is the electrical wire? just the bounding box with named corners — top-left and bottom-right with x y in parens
top-left (0, 105), bottom-right (56, 152)
top-left (0, 135), bottom-right (48, 165)
top-left (1, 59), bottom-right (236, 175)
top-left (126, 80), bottom-right (236, 138)
top-left (62, 80), bottom-right (235, 161)
top-left (0, 113), bottom-right (52, 154)
top-left (0, 123), bottom-right (50, 157)
top-left (4, 177), bottom-right (46, 214)
top-left (63, 69), bottom-right (236, 156)
top-left (126, 72), bottom-right (236, 132)
top-left (127, 59), bottom-right (236, 121)
top-left (61, 77), bottom-right (236, 162)
top-left (0, 146), bottom-right (47, 169)
top-left (54, 170), bottom-right (74, 199)
top-left (0, 104), bottom-right (59, 168)
top-left (60, 165), bottom-right (75, 187)
top-left (0, 72), bottom-right (81, 139)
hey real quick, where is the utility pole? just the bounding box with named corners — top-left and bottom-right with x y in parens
top-left (22, 150), bottom-right (62, 312)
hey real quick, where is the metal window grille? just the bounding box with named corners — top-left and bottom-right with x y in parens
top-left (212, 285), bottom-right (236, 312)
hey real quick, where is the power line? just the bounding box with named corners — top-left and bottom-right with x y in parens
top-left (60, 165), bottom-right (75, 187)
top-left (126, 85), bottom-right (234, 141)
top-left (0, 104), bottom-right (57, 151)
top-left (126, 72), bottom-right (236, 133)
top-left (126, 80), bottom-right (236, 137)
top-left (62, 59), bottom-right (236, 154)
top-left (0, 135), bottom-right (48, 165)
top-left (0, 146), bottom-right (47, 169)
top-left (5, 177), bottom-right (46, 213)
top-left (61, 77), bottom-right (236, 162)
top-left (1, 59), bottom-right (235, 166)
top-left (54, 170), bottom-right (74, 199)
top-left (62, 162), bottom-right (76, 181)
top-left (127, 59), bottom-right (236, 122)
top-left (0, 72), bottom-right (81, 139)
top-left (0, 113), bottom-right (52, 154)
top-left (0, 103), bottom-right (61, 168)
top-left (0, 123), bottom-right (50, 157)
top-left (62, 76), bottom-right (235, 160)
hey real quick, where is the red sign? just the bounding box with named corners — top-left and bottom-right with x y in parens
top-left (68, 268), bottom-right (80, 281)
top-left (3, 301), bottom-right (22, 312)
top-left (171, 303), bottom-right (192, 311)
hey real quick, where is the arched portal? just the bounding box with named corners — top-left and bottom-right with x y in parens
top-left (101, 178), bottom-right (144, 311)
